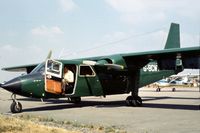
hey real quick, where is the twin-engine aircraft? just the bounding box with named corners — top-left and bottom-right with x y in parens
top-left (0, 23), bottom-right (199, 113)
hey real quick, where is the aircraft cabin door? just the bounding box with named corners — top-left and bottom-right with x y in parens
top-left (45, 59), bottom-right (63, 94)
top-left (78, 65), bottom-right (104, 96)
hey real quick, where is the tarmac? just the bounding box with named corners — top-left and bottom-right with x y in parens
top-left (0, 87), bottom-right (200, 133)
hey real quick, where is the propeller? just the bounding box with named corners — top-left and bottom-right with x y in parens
top-left (46, 50), bottom-right (52, 59)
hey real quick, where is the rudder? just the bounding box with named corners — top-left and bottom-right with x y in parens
top-left (164, 23), bottom-right (180, 49)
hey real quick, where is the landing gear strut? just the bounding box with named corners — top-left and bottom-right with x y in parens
top-left (10, 94), bottom-right (22, 113)
top-left (156, 87), bottom-right (161, 92)
top-left (172, 88), bottom-right (176, 92)
top-left (126, 88), bottom-right (142, 107)
top-left (126, 72), bottom-right (142, 107)
top-left (69, 97), bottom-right (81, 104)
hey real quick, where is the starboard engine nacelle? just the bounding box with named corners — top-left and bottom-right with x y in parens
top-left (83, 55), bottom-right (127, 70)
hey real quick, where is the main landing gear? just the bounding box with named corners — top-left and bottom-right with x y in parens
top-left (126, 89), bottom-right (142, 107)
top-left (126, 73), bottom-right (143, 107)
top-left (10, 94), bottom-right (22, 113)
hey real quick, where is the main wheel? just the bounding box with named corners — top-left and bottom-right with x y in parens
top-left (10, 102), bottom-right (22, 113)
top-left (126, 96), bottom-right (133, 106)
top-left (132, 96), bottom-right (142, 107)
top-left (70, 97), bottom-right (81, 104)
top-left (126, 96), bottom-right (142, 107)
top-left (172, 88), bottom-right (176, 92)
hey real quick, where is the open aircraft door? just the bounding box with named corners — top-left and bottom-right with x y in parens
top-left (45, 59), bottom-right (63, 94)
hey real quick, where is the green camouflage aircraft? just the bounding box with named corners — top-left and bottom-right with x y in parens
top-left (0, 23), bottom-right (199, 113)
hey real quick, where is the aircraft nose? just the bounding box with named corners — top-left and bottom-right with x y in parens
top-left (1, 78), bottom-right (21, 93)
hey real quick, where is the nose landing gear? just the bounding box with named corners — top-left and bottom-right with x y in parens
top-left (10, 94), bottom-right (22, 113)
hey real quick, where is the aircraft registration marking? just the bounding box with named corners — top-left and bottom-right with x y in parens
top-left (143, 64), bottom-right (159, 72)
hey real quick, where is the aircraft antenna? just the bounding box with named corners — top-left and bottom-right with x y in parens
top-left (61, 26), bottom-right (167, 58)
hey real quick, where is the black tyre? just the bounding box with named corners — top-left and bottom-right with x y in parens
top-left (172, 88), bottom-right (176, 92)
top-left (132, 96), bottom-right (142, 107)
top-left (126, 96), bottom-right (142, 107)
top-left (126, 96), bottom-right (133, 106)
top-left (10, 102), bottom-right (22, 113)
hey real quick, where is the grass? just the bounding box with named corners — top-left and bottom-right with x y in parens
top-left (0, 114), bottom-right (127, 133)
top-left (0, 114), bottom-right (79, 133)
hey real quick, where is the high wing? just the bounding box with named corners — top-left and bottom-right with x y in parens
top-left (82, 46), bottom-right (199, 73)
top-left (2, 23), bottom-right (199, 74)
top-left (2, 64), bottom-right (38, 73)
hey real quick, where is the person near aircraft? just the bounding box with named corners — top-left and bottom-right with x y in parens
top-left (62, 66), bottom-right (74, 93)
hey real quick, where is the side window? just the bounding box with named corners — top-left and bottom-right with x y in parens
top-left (80, 65), bottom-right (95, 76)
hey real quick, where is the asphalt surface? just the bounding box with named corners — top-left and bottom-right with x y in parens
top-left (0, 87), bottom-right (200, 133)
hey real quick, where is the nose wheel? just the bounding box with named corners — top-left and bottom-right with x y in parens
top-left (10, 94), bottom-right (22, 113)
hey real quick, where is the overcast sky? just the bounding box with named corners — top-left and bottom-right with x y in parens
top-left (0, 0), bottom-right (200, 82)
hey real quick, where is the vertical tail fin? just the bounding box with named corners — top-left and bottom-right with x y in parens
top-left (164, 23), bottom-right (180, 49)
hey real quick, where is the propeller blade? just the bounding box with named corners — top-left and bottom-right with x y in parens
top-left (46, 50), bottom-right (52, 59)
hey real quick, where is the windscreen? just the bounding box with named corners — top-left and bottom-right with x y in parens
top-left (30, 63), bottom-right (45, 74)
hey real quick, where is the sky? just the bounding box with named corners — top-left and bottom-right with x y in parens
top-left (0, 0), bottom-right (200, 82)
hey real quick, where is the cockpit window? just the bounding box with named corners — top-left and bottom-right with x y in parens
top-left (79, 65), bottom-right (95, 77)
top-left (30, 63), bottom-right (45, 74)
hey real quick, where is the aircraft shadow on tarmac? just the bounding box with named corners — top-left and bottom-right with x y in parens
top-left (141, 90), bottom-right (200, 92)
top-left (16, 96), bottom-right (200, 113)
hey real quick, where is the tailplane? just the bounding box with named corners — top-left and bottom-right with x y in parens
top-left (164, 23), bottom-right (180, 49)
